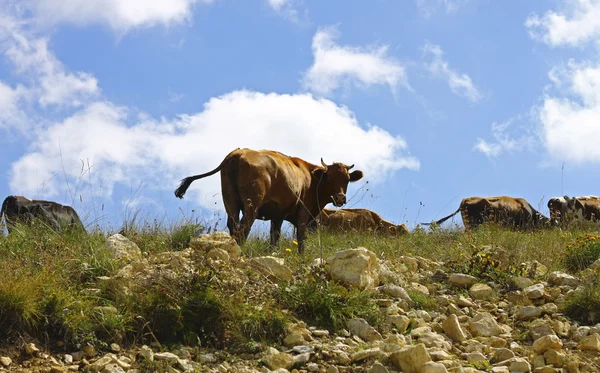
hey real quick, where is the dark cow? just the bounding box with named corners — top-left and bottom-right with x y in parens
top-left (424, 196), bottom-right (550, 230)
top-left (548, 196), bottom-right (600, 224)
top-left (1, 195), bottom-right (85, 234)
top-left (174, 148), bottom-right (363, 253)
top-left (314, 208), bottom-right (409, 235)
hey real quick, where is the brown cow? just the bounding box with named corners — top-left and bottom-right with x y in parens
top-left (548, 195), bottom-right (600, 224)
top-left (174, 148), bottom-right (363, 252)
top-left (424, 196), bottom-right (550, 230)
top-left (1, 195), bottom-right (85, 234)
top-left (315, 208), bottom-right (409, 235)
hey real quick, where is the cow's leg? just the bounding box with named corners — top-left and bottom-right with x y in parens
top-left (221, 171), bottom-right (243, 243)
top-left (270, 218), bottom-right (284, 247)
top-left (239, 199), bottom-right (259, 244)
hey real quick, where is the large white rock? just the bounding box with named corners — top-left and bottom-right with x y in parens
top-left (443, 314), bottom-right (467, 342)
top-left (448, 273), bottom-right (478, 288)
top-left (532, 335), bottom-right (563, 354)
top-left (468, 312), bottom-right (503, 337)
top-left (105, 234), bottom-right (142, 262)
top-left (547, 272), bottom-right (579, 287)
top-left (249, 256), bottom-right (293, 281)
top-left (327, 248), bottom-right (380, 288)
top-left (348, 318), bottom-right (382, 341)
top-left (190, 231), bottom-right (241, 259)
top-left (389, 343), bottom-right (431, 373)
top-left (579, 333), bottom-right (600, 352)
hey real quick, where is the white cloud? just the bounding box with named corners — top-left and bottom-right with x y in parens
top-left (23, 0), bottom-right (213, 33)
top-left (303, 26), bottom-right (408, 96)
top-left (417, 0), bottom-right (468, 18)
top-left (525, 0), bottom-right (600, 48)
top-left (534, 61), bottom-right (600, 163)
top-left (0, 81), bottom-right (30, 131)
top-left (267, 0), bottom-right (290, 11)
top-left (0, 16), bottom-right (99, 109)
top-left (474, 118), bottom-right (535, 158)
top-left (10, 91), bottom-right (420, 210)
top-left (423, 43), bottom-right (482, 102)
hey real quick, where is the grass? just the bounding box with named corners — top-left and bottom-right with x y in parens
top-left (0, 216), bottom-right (599, 354)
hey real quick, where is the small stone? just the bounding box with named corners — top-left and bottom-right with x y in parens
top-left (109, 343), bottom-right (120, 353)
top-left (369, 362), bottom-right (389, 373)
top-left (348, 318), bottom-right (382, 341)
top-left (351, 348), bottom-right (381, 362)
top-left (449, 273), bottom-right (478, 288)
top-left (547, 272), bottom-right (579, 287)
top-left (509, 358), bottom-right (531, 373)
top-left (294, 352), bottom-right (311, 365)
top-left (470, 283), bottom-right (494, 300)
top-left (25, 343), bottom-right (39, 355)
top-left (533, 335), bottom-right (563, 354)
top-left (0, 357), bottom-right (11, 367)
top-left (284, 333), bottom-right (305, 347)
top-left (419, 361), bottom-right (449, 373)
top-left (524, 284), bottom-right (545, 299)
top-left (263, 351), bottom-right (295, 370)
top-left (390, 343), bottom-right (432, 373)
top-left (468, 312), bottom-right (503, 337)
top-left (516, 306), bottom-right (542, 321)
top-left (139, 345), bottom-right (154, 362)
top-left (64, 355), bottom-right (73, 364)
top-left (579, 333), bottom-right (600, 352)
top-left (442, 314), bottom-right (467, 342)
top-left (83, 345), bottom-right (96, 358)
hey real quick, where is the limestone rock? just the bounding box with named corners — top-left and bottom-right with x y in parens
top-left (249, 256), bottom-right (293, 281)
top-left (190, 231), bottom-right (241, 259)
top-left (348, 318), bottom-right (382, 341)
top-left (470, 283), bottom-right (494, 300)
top-left (448, 273), bottom-right (478, 288)
top-left (389, 343), bottom-right (432, 373)
top-left (105, 234), bottom-right (142, 262)
top-left (533, 335), bottom-right (563, 354)
top-left (547, 272), bottom-right (579, 287)
top-left (524, 284), bottom-right (545, 299)
top-left (579, 333), bottom-right (600, 352)
top-left (442, 314), bottom-right (467, 342)
top-left (327, 248), bottom-right (380, 289)
top-left (468, 312), bottom-right (503, 337)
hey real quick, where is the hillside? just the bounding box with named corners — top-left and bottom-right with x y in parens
top-left (0, 223), bottom-right (599, 372)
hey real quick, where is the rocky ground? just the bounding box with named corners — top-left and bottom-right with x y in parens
top-left (1, 232), bottom-right (600, 373)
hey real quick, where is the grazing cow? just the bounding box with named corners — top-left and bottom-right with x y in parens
top-left (174, 148), bottom-right (363, 253)
top-left (1, 196), bottom-right (85, 234)
top-left (423, 196), bottom-right (550, 230)
top-left (314, 208), bottom-right (409, 235)
top-left (548, 196), bottom-right (600, 224)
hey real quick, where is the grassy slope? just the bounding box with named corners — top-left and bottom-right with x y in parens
top-left (0, 219), bottom-right (599, 353)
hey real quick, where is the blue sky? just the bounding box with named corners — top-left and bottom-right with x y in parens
top-left (1, 0), bottom-right (599, 234)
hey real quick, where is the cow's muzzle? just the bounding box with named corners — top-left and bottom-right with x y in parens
top-left (332, 194), bottom-right (346, 207)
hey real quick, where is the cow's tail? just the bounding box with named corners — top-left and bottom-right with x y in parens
top-left (421, 206), bottom-right (461, 226)
top-left (174, 159), bottom-right (226, 199)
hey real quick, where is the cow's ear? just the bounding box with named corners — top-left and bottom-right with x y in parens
top-left (313, 168), bottom-right (327, 180)
top-left (349, 170), bottom-right (363, 182)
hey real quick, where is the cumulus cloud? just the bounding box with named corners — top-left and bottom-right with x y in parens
top-left (22, 0), bottom-right (212, 33)
top-left (0, 16), bottom-right (99, 109)
top-left (416, 0), bottom-right (468, 18)
top-left (525, 0), bottom-right (600, 47)
top-left (10, 91), bottom-right (420, 210)
top-left (534, 61), bottom-right (600, 163)
top-left (473, 118), bottom-right (535, 158)
top-left (423, 43), bottom-right (482, 102)
top-left (303, 26), bottom-right (408, 96)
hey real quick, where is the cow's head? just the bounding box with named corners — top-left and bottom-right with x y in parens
top-left (314, 159), bottom-right (363, 207)
top-left (548, 196), bottom-right (568, 224)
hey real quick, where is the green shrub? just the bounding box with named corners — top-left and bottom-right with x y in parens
top-left (563, 234), bottom-right (600, 272)
top-left (277, 266), bottom-right (382, 331)
top-left (563, 275), bottom-right (600, 324)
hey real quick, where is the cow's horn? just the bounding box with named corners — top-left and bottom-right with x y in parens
top-left (347, 164), bottom-right (354, 170)
top-left (321, 158), bottom-right (327, 168)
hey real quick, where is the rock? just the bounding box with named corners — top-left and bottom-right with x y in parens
top-left (541, 303), bottom-right (558, 315)
top-left (457, 295), bottom-right (476, 308)
top-left (530, 320), bottom-right (557, 341)
top-left (524, 284), bottom-right (545, 299)
top-left (544, 349), bottom-right (567, 367)
top-left (508, 358), bottom-right (531, 372)
top-left (491, 349), bottom-right (515, 364)
top-left (88, 356), bottom-right (112, 373)
top-left (579, 333), bottom-right (600, 352)
top-left (139, 345), bottom-right (154, 362)
top-left (448, 273), bottom-right (478, 288)
top-left (348, 318), bottom-right (382, 341)
top-left (327, 248), bottom-right (380, 289)
top-left (283, 333), bottom-right (305, 347)
top-left (418, 332), bottom-right (452, 350)
top-left (468, 312), bottom-right (503, 337)
top-left (327, 366), bottom-right (340, 373)
top-left (105, 234), bottom-right (142, 262)
top-left (547, 272), bottom-right (579, 287)
top-left (0, 357), bottom-right (11, 367)
top-left (509, 276), bottom-right (534, 290)
top-left (249, 256), bottom-right (292, 281)
top-left (470, 283), bottom-right (494, 300)
top-left (294, 352), bottom-right (311, 365)
top-left (420, 361), bottom-right (449, 373)
top-left (411, 282), bottom-right (430, 295)
top-left (443, 314), bottom-right (467, 342)
top-left (351, 348), bottom-right (381, 362)
top-left (380, 284), bottom-right (412, 303)
top-left (389, 343), bottom-right (432, 373)
top-left (101, 363), bottom-right (126, 373)
top-left (263, 350), bottom-right (294, 370)
top-left (369, 362), bottom-right (389, 373)
top-left (25, 342), bottom-right (39, 355)
top-left (533, 335), bottom-right (563, 354)
top-left (387, 314), bottom-right (411, 333)
top-left (492, 367), bottom-right (511, 373)
top-left (516, 306), bottom-right (542, 321)
top-left (189, 231), bottom-right (241, 259)
top-left (155, 352), bottom-right (180, 363)
top-left (207, 248), bottom-right (230, 262)
top-left (109, 343), bottom-right (120, 353)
